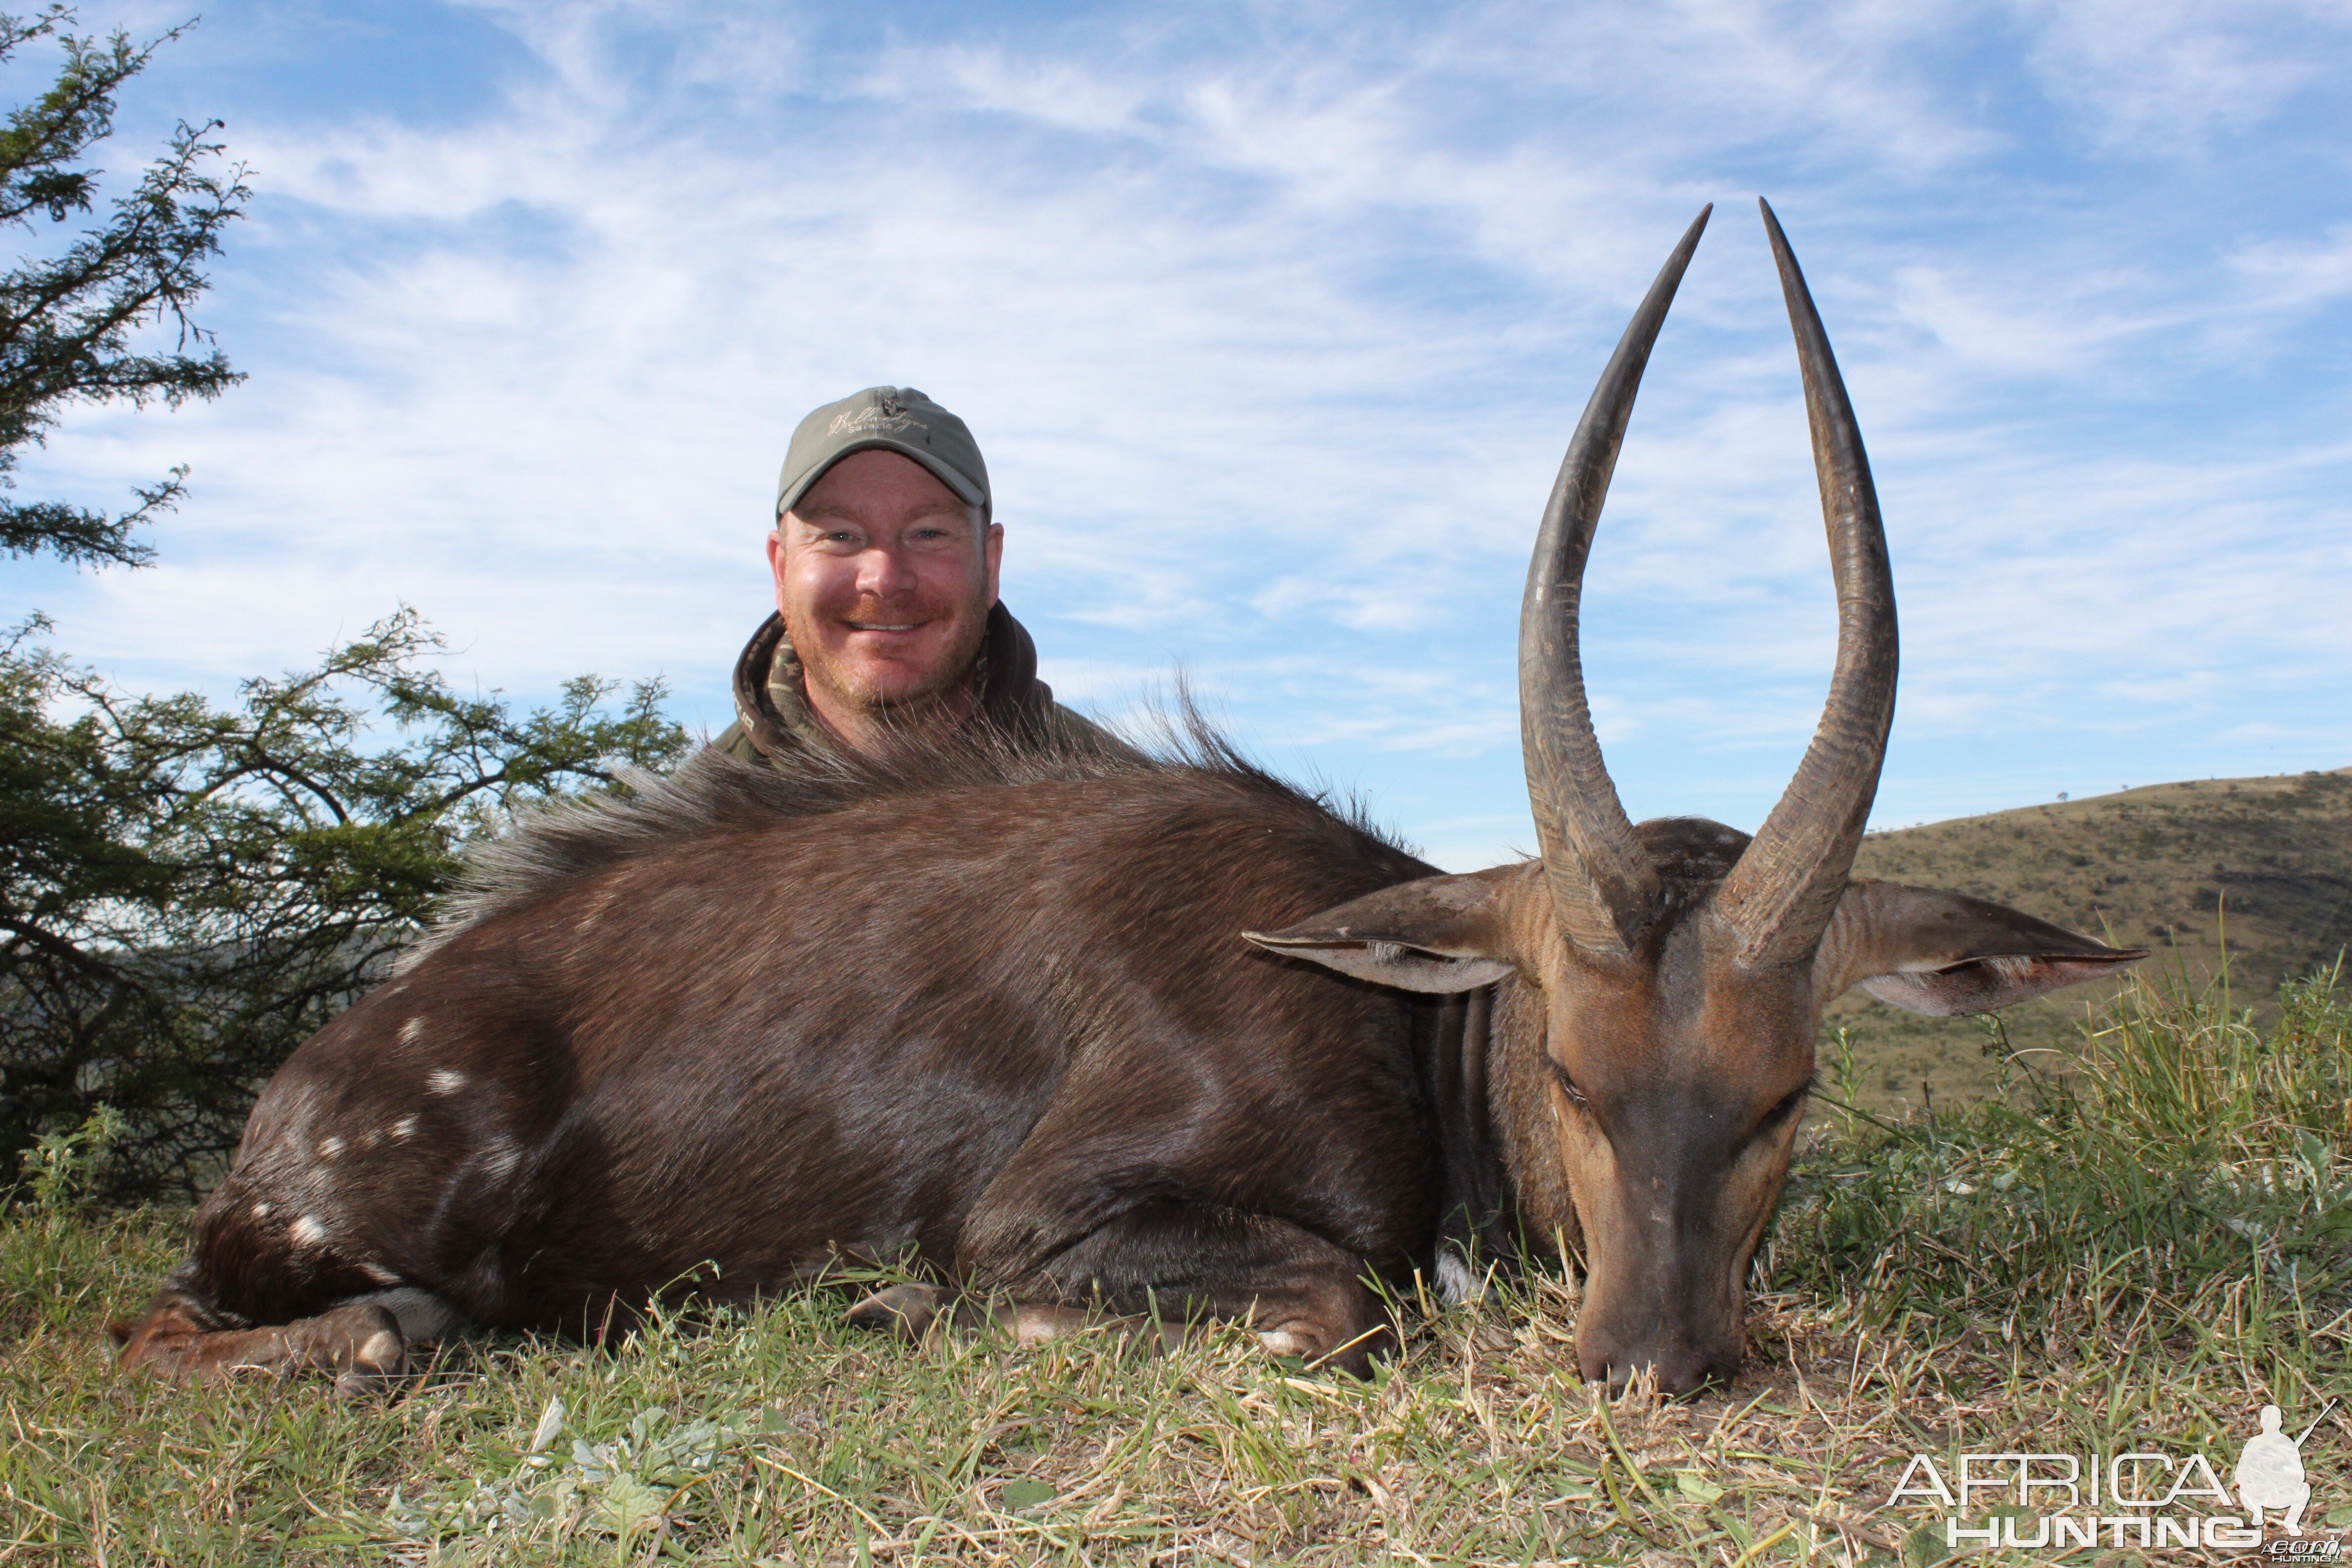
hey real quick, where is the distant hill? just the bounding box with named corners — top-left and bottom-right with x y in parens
top-left (1826, 767), bottom-right (2352, 1110)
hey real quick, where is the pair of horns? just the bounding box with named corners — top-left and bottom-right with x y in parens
top-left (1520, 199), bottom-right (1897, 966)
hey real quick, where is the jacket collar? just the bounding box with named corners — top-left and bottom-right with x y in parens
top-left (729, 602), bottom-right (1049, 761)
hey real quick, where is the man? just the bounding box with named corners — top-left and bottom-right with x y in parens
top-left (715, 386), bottom-right (1126, 764)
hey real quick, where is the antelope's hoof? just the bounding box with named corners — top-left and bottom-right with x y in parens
top-left (323, 1308), bottom-right (409, 1399)
top-left (1272, 1320), bottom-right (1395, 1380)
top-left (845, 1283), bottom-right (954, 1340)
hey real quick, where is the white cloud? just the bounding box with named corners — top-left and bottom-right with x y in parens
top-left (2012, 0), bottom-right (2349, 152)
top-left (2228, 225), bottom-right (2352, 313)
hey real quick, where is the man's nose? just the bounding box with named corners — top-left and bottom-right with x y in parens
top-left (856, 544), bottom-right (917, 597)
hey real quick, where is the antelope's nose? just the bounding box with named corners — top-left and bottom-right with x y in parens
top-left (1578, 1336), bottom-right (1725, 1398)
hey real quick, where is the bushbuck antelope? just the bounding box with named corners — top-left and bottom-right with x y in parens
top-left (114, 201), bottom-right (2142, 1397)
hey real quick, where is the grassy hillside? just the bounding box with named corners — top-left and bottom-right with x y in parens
top-left (1832, 765), bottom-right (2352, 1109)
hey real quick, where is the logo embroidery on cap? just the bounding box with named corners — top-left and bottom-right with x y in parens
top-left (828, 406), bottom-right (918, 438)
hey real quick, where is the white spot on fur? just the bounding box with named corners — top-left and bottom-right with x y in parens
top-left (291, 1215), bottom-right (329, 1247)
top-left (356, 1329), bottom-right (403, 1370)
top-left (317, 1136), bottom-right (343, 1159)
top-left (1436, 1251), bottom-right (1482, 1307)
top-left (392, 1116), bottom-right (418, 1141)
top-left (360, 1261), bottom-right (401, 1285)
top-left (400, 1017), bottom-right (426, 1048)
top-left (1257, 1327), bottom-right (1317, 1356)
top-left (427, 1068), bottom-right (465, 1094)
top-left (481, 1138), bottom-right (525, 1182)
top-left (251, 1202), bottom-right (270, 1219)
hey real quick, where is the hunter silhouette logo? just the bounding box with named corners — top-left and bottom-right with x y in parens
top-left (2239, 1402), bottom-right (2334, 1537)
top-left (1885, 1400), bottom-right (2337, 1554)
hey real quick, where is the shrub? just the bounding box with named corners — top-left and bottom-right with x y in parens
top-left (0, 610), bottom-right (689, 1199)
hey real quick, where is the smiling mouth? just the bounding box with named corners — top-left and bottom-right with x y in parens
top-left (845, 621), bottom-right (925, 633)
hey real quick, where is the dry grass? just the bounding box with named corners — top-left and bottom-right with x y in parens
top-left (3, 965), bottom-right (2349, 1566)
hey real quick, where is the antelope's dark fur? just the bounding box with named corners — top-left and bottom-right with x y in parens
top-left (119, 722), bottom-right (1494, 1374)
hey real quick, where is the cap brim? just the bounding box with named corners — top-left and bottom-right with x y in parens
top-left (777, 438), bottom-right (989, 516)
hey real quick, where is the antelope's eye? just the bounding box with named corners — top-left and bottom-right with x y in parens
top-left (1546, 1057), bottom-right (1588, 1105)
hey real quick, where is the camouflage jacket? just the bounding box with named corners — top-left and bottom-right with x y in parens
top-left (712, 604), bottom-right (1135, 766)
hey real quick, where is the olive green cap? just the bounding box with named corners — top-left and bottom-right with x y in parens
top-left (775, 386), bottom-right (990, 521)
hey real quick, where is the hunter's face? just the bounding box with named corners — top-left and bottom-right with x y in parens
top-left (770, 449), bottom-right (1003, 724)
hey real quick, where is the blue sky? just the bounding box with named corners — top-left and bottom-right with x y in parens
top-left (6, 0), bottom-right (2348, 870)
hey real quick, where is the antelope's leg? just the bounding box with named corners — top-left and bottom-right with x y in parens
top-left (118, 1301), bottom-right (409, 1395)
top-left (116, 1286), bottom-right (462, 1395)
top-left (972, 1199), bottom-right (1396, 1376)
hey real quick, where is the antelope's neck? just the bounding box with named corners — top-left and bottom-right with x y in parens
top-left (1481, 975), bottom-right (1581, 1257)
top-left (1410, 977), bottom-right (1572, 1269)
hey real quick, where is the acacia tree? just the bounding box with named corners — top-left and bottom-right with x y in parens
top-left (0, 6), bottom-right (246, 568)
top-left (1, 612), bottom-right (690, 1199)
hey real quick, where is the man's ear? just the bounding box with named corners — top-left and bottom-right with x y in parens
top-left (767, 529), bottom-right (791, 615)
top-left (1818, 881), bottom-right (2150, 1017)
top-left (1244, 865), bottom-right (1522, 993)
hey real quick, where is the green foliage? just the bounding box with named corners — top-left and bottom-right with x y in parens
top-left (0, 608), bottom-right (690, 1200)
top-left (0, 5), bottom-right (248, 569)
top-left (10, 1100), bottom-right (116, 1212)
top-left (386, 1396), bottom-right (751, 1547)
top-left (2077, 954), bottom-right (2352, 1153)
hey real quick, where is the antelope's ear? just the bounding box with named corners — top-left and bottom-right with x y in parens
top-left (1819, 881), bottom-right (2149, 1016)
top-left (1244, 865), bottom-right (1524, 994)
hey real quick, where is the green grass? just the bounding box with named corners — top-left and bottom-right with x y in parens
top-left (4, 965), bottom-right (2350, 1565)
